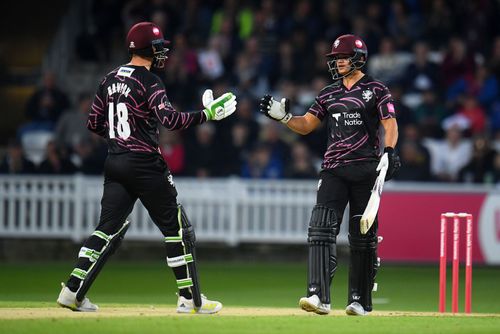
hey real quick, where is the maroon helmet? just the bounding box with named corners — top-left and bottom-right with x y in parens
top-left (326, 34), bottom-right (368, 80)
top-left (126, 22), bottom-right (170, 69)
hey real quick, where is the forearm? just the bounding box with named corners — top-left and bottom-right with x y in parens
top-left (260, 95), bottom-right (321, 134)
top-left (158, 110), bottom-right (207, 130)
top-left (382, 119), bottom-right (398, 148)
top-left (286, 116), bottom-right (315, 135)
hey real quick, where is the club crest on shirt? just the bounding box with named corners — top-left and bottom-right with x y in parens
top-left (362, 90), bottom-right (373, 102)
top-left (167, 174), bottom-right (175, 187)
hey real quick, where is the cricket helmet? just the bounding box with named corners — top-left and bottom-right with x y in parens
top-left (126, 22), bottom-right (170, 69)
top-left (326, 34), bottom-right (368, 80)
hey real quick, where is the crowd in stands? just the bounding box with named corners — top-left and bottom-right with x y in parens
top-left (2, 0), bottom-right (500, 184)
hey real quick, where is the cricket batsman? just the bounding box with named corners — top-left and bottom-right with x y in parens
top-left (259, 34), bottom-right (400, 315)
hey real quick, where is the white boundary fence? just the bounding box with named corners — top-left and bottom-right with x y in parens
top-left (0, 176), bottom-right (338, 245)
top-left (3, 176), bottom-right (496, 247)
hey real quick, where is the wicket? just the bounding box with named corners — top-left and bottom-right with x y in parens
top-left (439, 212), bottom-right (473, 313)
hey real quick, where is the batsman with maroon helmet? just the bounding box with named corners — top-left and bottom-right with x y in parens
top-left (57, 22), bottom-right (236, 314)
top-left (260, 34), bottom-right (400, 315)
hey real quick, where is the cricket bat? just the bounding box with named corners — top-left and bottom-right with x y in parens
top-left (360, 164), bottom-right (388, 234)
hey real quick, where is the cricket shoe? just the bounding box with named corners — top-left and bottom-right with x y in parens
top-left (176, 294), bottom-right (222, 314)
top-left (56, 282), bottom-right (98, 312)
top-left (345, 302), bottom-right (368, 316)
top-left (299, 295), bottom-right (330, 315)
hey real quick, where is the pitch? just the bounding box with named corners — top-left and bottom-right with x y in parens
top-left (1, 262), bottom-right (499, 333)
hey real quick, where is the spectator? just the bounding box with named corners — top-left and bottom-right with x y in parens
top-left (440, 37), bottom-right (476, 90)
top-left (180, 0), bottom-right (213, 42)
top-left (490, 101), bottom-right (500, 135)
top-left (253, 0), bottom-right (282, 85)
top-left (232, 96), bottom-right (260, 143)
top-left (412, 89), bottom-right (447, 138)
top-left (390, 85), bottom-right (413, 129)
top-left (362, 2), bottom-right (385, 53)
top-left (163, 35), bottom-right (199, 108)
top-left (402, 41), bottom-right (439, 97)
top-left (54, 93), bottom-right (93, 152)
top-left (24, 71), bottom-right (70, 127)
top-left (311, 40), bottom-right (331, 79)
top-left (367, 37), bottom-right (411, 85)
top-left (84, 0), bottom-right (124, 62)
top-left (288, 27), bottom-right (315, 83)
top-left (276, 40), bottom-right (295, 83)
top-left (422, 0), bottom-right (454, 49)
top-left (396, 124), bottom-right (431, 182)
top-left (224, 122), bottom-right (252, 176)
top-left (445, 64), bottom-right (499, 109)
top-left (241, 142), bottom-right (283, 179)
top-left (37, 141), bottom-right (76, 175)
top-left (387, 0), bottom-right (422, 50)
top-left (285, 141), bottom-right (318, 179)
top-left (184, 122), bottom-right (221, 177)
top-left (260, 121), bottom-right (291, 165)
top-left (159, 129), bottom-right (185, 175)
top-left (455, 95), bottom-right (486, 135)
top-left (473, 65), bottom-right (499, 109)
top-left (7, 0), bottom-right (500, 184)
top-left (0, 138), bottom-right (36, 174)
top-left (212, 0), bottom-right (254, 41)
top-left (147, 0), bottom-right (180, 38)
top-left (198, 35), bottom-right (225, 81)
top-left (73, 134), bottom-right (107, 175)
top-left (489, 36), bottom-right (500, 80)
top-left (284, 0), bottom-right (320, 40)
top-left (233, 36), bottom-right (261, 87)
top-left (209, 6), bottom-right (239, 71)
top-left (459, 135), bottom-right (496, 184)
top-left (423, 124), bottom-right (472, 182)
top-left (396, 140), bottom-right (431, 181)
top-left (320, 0), bottom-right (349, 42)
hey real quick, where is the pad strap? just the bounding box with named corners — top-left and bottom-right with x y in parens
top-left (78, 247), bottom-right (101, 262)
top-left (167, 254), bottom-right (194, 268)
top-left (165, 236), bottom-right (183, 243)
top-left (71, 268), bottom-right (88, 280)
top-left (177, 278), bottom-right (194, 289)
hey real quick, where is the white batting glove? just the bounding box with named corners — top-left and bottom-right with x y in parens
top-left (259, 94), bottom-right (292, 124)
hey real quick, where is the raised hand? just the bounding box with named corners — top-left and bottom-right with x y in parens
top-left (259, 94), bottom-right (292, 123)
top-left (203, 90), bottom-right (237, 121)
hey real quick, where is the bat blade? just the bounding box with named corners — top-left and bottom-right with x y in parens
top-left (360, 166), bottom-right (388, 234)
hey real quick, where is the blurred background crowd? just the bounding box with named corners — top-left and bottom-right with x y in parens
top-left (2, 0), bottom-right (500, 184)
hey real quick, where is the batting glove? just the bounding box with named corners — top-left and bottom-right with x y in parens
top-left (382, 147), bottom-right (401, 181)
top-left (202, 89), bottom-right (237, 121)
top-left (259, 94), bottom-right (292, 124)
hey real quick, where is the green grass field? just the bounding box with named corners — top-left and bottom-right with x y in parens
top-left (1, 261), bottom-right (499, 333)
